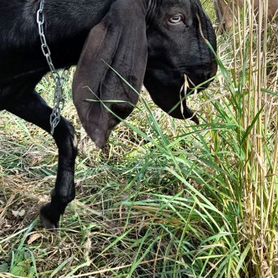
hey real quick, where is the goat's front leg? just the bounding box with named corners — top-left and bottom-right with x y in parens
top-left (6, 92), bottom-right (77, 229)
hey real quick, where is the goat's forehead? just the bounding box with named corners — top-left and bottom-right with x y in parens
top-left (156, 0), bottom-right (199, 13)
top-left (159, 0), bottom-right (196, 7)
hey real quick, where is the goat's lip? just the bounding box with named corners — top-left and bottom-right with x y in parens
top-left (183, 61), bottom-right (218, 94)
top-left (166, 97), bottom-right (199, 124)
top-left (144, 83), bottom-right (199, 124)
top-left (184, 74), bottom-right (214, 95)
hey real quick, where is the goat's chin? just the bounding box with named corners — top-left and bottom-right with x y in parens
top-left (169, 103), bottom-right (199, 124)
top-left (144, 70), bottom-right (200, 124)
top-left (145, 85), bottom-right (199, 124)
top-left (186, 80), bottom-right (211, 95)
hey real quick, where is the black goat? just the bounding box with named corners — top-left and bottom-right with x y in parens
top-left (0, 0), bottom-right (217, 229)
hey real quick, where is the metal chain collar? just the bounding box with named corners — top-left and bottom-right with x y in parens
top-left (37, 0), bottom-right (66, 135)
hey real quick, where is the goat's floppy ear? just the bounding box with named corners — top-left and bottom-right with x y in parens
top-left (73, 0), bottom-right (147, 148)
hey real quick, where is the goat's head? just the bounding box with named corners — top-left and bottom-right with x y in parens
top-left (73, 0), bottom-right (217, 148)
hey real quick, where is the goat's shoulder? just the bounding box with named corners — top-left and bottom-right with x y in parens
top-left (0, 1), bottom-right (37, 50)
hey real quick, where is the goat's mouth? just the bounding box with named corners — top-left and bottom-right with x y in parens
top-left (184, 62), bottom-right (218, 94)
top-left (166, 73), bottom-right (215, 124)
top-left (144, 63), bottom-right (217, 124)
top-left (184, 74), bottom-right (212, 96)
top-left (143, 71), bottom-right (199, 123)
top-left (170, 75), bottom-right (200, 124)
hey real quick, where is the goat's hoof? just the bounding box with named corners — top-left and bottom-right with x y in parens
top-left (40, 203), bottom-right (60, 230)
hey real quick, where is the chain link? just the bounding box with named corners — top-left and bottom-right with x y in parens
top-left (37, 0), bottom-right (66, 135)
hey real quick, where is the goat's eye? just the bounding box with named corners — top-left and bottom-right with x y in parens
top-left (168, 14), bottom-right (184, 25)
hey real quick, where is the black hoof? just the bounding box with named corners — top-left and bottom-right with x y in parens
top-left (40, 203), bottom-right (61, 230)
